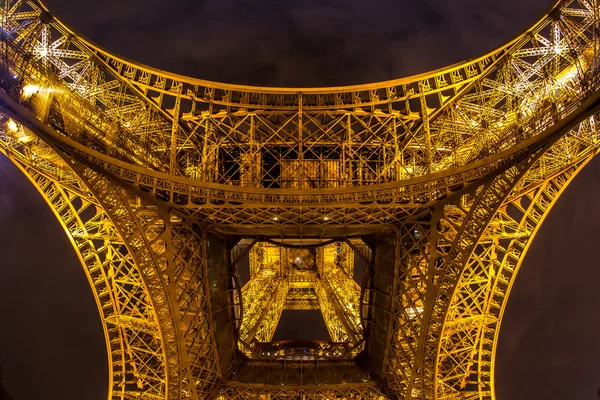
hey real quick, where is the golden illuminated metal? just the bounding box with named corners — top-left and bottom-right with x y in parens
top-left (238, 242), bottom-right (363, 353)
top-left (0, 0), bottom-right (600, 399)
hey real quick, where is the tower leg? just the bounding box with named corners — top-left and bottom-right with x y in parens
top-left (68, 158), bottom-right (223, 398)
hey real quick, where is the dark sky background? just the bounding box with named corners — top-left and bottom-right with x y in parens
top-left (0, 0), bottom-right (599, 399)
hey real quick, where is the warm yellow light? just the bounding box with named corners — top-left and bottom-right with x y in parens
top-left (22, 84), bottom-right (40, 99)
top-left (17, 134), bottom-right (33, 143)
top-left (406, 305), bottom-right (424, 319)
top-left (6, 119), bottom-right (32, 142)
top-left (7, 119), bottom-right (18, 132)
top-left (554, 64), bottom-right (578, 87)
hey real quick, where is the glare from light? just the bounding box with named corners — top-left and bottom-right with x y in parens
top-left (22, 84), bottom-right (40, 99)
top-left (323, 216), bottom-right (330, 221)
top-left (17, 134), bottom-right (33, 143)
top-left (406, 306), bottom-right (424, 319)
top-left (7, 119), bottom-right (18, 132)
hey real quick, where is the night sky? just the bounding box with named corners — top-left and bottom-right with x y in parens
top-left (0, 0), bottom-right (599, 399)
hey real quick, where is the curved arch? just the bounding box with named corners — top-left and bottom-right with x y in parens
top-left (3, 157), bottom-right (117, 398)
top-left (32, 0), bottom-right (560, 93)
top-left (488, 152), bottom-right (600, 398)
top-left (0, 0), bottom-right (588, 199)
top-left (437, 111), bottom-right (600, 398)
top-left (1, 0), bottom-right (598, 239)
top-left (0, 136), bottom-right (169, 398)
top-left (0, 0), bottom-right (600, 399)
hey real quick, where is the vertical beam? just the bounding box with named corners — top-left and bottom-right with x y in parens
top-left (345, 112), bottom-right (352, 185)
top-left (205, 232), bottom-right (237, 379)
top-left (248, 114), bottom-right (258, 186)
top-left (317, 243), bottom-right (362, 344)
top-left (298, 93), bottom-right (304, 188)
top-left (367, 232), bottom-right (400, 384)
top-left (201, 117), bottom-right (211, 181)
top-left (393, 118), bottom-right (403, 180)
top-left (318, 278), bottom-right (362, 344)
top-left (240, 278), bottom-right (285, 343)
top-left (314, 279), bottom-right (348, 342)
top-left (254, 280), bottom-right (288, 342)
top-left (169, 93), bottom-right (181, 175)
top-left (419, 82), bottom-right (433, 175)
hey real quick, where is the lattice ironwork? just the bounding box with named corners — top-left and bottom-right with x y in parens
top-left (237, 241), bottom-right (364, 358)
top-left (1, 1), bottom-right (600, 399)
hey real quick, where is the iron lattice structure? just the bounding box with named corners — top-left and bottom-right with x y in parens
top-left (1, 0), bottom-right (600, 398)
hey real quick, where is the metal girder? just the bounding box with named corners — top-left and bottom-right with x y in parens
top-left (0, 143), bottom-right (166, 398)
top-left (2, 0), bottom-right (600, 399)
top-left (238, 241), bottom-right (363, 352)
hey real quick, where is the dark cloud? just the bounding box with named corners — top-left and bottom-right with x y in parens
top-left (414, 2), bottom-right (448, 30)
top-left (44, 0), bottom-right (549, 86)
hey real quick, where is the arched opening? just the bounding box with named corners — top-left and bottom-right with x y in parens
top-left (495, 155), bottom-right (600, 400)
top-left (0, 0), bottom-right (596, 398)
top-left (0, 153), bottom-right (107, 399)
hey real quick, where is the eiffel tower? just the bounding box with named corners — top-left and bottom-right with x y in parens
top-left (0, 0), bottom-right (599, 398)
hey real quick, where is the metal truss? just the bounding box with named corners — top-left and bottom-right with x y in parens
top-left (238, 241), bottom-right (363, 355)
top-left (1, 120), bottom-right (221, 397)
top-left (0, 135), bottom-right (167, 398)
top-left (316, 243), bottom-right (362, 344)
top-left (3, 0), bottom-right (599, 233)
top-left (215, 385), bottom-right (388, 400)
top-left (1, 0), bottom-right (600, 399)
top-left (436, 114), bottom-right (600, 399)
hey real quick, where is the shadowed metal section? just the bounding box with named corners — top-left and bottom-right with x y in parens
top-left (205, 233), bottom-right (237, 380)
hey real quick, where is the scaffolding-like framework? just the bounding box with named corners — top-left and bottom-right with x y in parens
top-left (1, 0), bottom-right (600, 398)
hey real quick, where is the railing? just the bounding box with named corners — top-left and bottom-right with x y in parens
top-left (239, 339), bottom-right (365, 360)
top-left (5, 76), bottom-right (600, 207)
top-left (1, 0), bottom-right (599, 212)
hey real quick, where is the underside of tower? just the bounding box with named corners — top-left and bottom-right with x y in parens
top-left (0, 0), bottom-right (600, 399)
